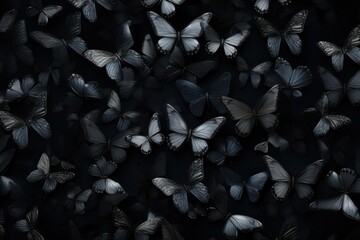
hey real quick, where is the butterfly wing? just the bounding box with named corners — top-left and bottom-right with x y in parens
top-left (176, 80), bottom-right (206, 117)
top-left (223, 31), bottom-right (250, 58)
top-left (224, 215), bottom-right (263, 239)
top-left (202, 23), bottom-right (221, 55)
top-left (347, 70), bottom-right (360, 106)
top-left (0, 9), bottom-right (17, 32)
top-left (255, 85), bottom-right (280, 131)
top-left (246, 172), bottom-right (268, 203)
top-left (84, 49), bottom-right (117, 67)
top-left (255, 16), bottom-right (281, 57)
top-left (166, 104), bottom-right (188, 150)
top-left (148, 112), bottom-right (165, 145)
top-left (81, 118), bottom-right (106, 158)
top-left (29, 31), bottom-right (63, 49)
top-left (284, 10), bottom-right (308, 55)
top-left (317, 67), bottom-right (343, 107)
top-left (317, 41), bottom-right (344, 72)
top-left (208, 72), bottom-right (231, 114)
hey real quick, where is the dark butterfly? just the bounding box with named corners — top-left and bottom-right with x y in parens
top-left (265, 57), bottom-right (312, 97)
top-left (206, 136), bottom-right (241, 165)
top-left (0, 9), bottom-right (17, 33)
top-left (201, 23), bottom-right (250, 58)
top-left (264, 155), bottom-right (325, 201)
top-left (27, 153), bottom-right (75, 193)
top-left (30, 11), bottom-right (87, 65)
top-left (67, 109), bottom-right (101, 132)
top-left (318, 66), bottom-right (360, 107)
top-left (81, 118), bottom-right (140, 163)
top-left (14, 207), bottom-right (44, 240)
top-left (5, 75), bottom-right (44, 102)
top-left (166, 104), bottom-right (226, 156)
top-left (141, 0), bottom-right (185, 17)
top-left (317, 137), bottom-right (349, 167)
top-left (66, 186), bottom-right (92, 215)
top-left (37, 62), bottom-right (61, 87)
top-left (254, 216), bottom-right (298, 240)
top-left (152, 158), bottom-right (209, 215)
top-left (49, 155), bottom-right (76, 171)
top-left (222, 85), bottom-right (280, 137)
top-left (220, 167), bottom-right (268, 202)
top-left (317, 25), bottom-right (360, 72)
top-left (0, 208), bottom-right (4, 238)
top-left (141, 34), bottom-right (157, 68)
top-left (147, 11), bottom-right (212, 54)
top-left (310, 95), bottom-right (351, 137)
top-left (310, 168), bottom-right (360, 221)
top-left (176, 72), bottom-right (230, 117)
top-left (0, 93), bottom-right (51, 149)
top-left (255, 10), bottom-right (308, 57)
top-left (26, 0), bottom-right (62, 26)
top-left (236, 56), bottom-right (272, 89)
top-left (126, 112), bottom-right (165, 155)
top-left (84, 21), bottom-right (143, 81)
top-left (102, 90), bottom-right (140, 131)
top-left (112, 207), bottom-right (162, 240)
top-left (68, 73), bottom-right (102, 100)
top-left (254, 132), bottom-right (289, 154)
top-left (66, 0), bottom-right (116, 22)
top-left (207, 185), bottom-right (263, 238)
top-left (88, 157), bottom-right (125, 194)
top-left (253, 0), bottom-right (291, 14)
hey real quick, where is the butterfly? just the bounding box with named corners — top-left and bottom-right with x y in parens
top-left (265, 57), bottom-right (312, 97)
top-left (310, 95), bottom-right (351, 137)
top-left (317, 25), bottom-right (360, 72)
top-left (254, 132), bottom-right (289, 154)
top-left (222, 85), bottom-right (280, 137)
top-left (264, 155), bottom-right (325, 201)
top-left (68, 73), bottom-right (102, 100)
top-left (102, 90), bottom-right (140, 131)
top-left (253, 0), bottom-right (292, 14)
top-left (220, 167), bottom-right (268, 202)
top-left (81, 118), bottom-right (140, 163)
top-left (88, 157), bottom-right (125, 194)
top-left (141, 34), bottom-right (157, 68)
top-left (166, 104), bottom-right (226, 156)
top-left (84, 21), bottom-right (143, 81)
top-left (310, 168), bottom-right (360, 221)
top-left (318, 135), bottom-right (350, 167)
top-left (14, 207), bottom-right (45, 240)
top-left (141, 0), bottom-right (185, 17)
top-left (112, 208), bottom-right (162, 240)
top-left (27, 153), bottom-right (75, 193)
top-left (318, 66), bottom-right (360, 107)
top-left (66, 186), bottom-right (92, 215)
top-left (147, 11), bottom-right (212, 54)
top-left (66, 0), bottom-right (115, 22)
top-left (0, 93), bottom-right (51, 149)
top-left (176, 72), bottom-right (231, 117)
top-left (5, 75), bottom-right (44, 102)
top-left (206, 136), bottom-right (241, 165)
top-left (236, 56), bottom-right (272, 89)
top-left (29, 12), bottom-right (87, 65)
top-left (207, 185), bottom-right (263, 239)
top-left (152, 158), bottom-right (209, 214)
top-left (254, 216), bottom-right (298, 240)
top-left (26, 0), bottom-right (62, 26)
top-left (0, 9), bottom-right (17, 33)
top-left (126, 112), bottom-right (164, 155)
top-left (0, 208), bottom-right (4, 238)
top-left (201, 23), bottom-right (250, 58)
top-left (255, 10), bottom-right (308, 57)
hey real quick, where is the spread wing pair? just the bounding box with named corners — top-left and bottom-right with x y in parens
top-left (147, 11), bottom-right (212, 54)
top-left (310, 168), bottom-right (360, 221)
top-left (207, 185), bottom-right (263, 239)
top-left (254, 132), bottom-right (289, 153)
top-left (66, 186), bottom-right (92, 215)
top-left (141, 0), bottom-right (186, 17)
top-left (220, 167), bottom-right (268, 202)
top-left (126, 112), bottom-right (164, 155)
top-left (66, 0), bottom-right (115, 22)
top-left (255, 10), bottom-right (308, 57)
top-left (0, 9), bottom-right (17, 33)
top-left (84, 21), bottom-right (143, 81)
top-left (176, 72), bottom-right (231, 117)
top-left (166, 104), bottom-right (226, 156)
top-left (253, 0), bottom-right (292, 14)
top-left (27, 153), bottom-right (75, 193)
top-left (254, 216), bottom-right (298, 240)
top-left (264, 155), bottom-right (325, 201)
top-left (318, 67), bottom-right (360, 107)
top-left (14, 207), bottom-right (44, 240)
top-left (317, 25), bottom-right (360, 72)
top-left (236, 56), bottom-right (272, 89)
top-left (201, 23), bottom-right (250, 58)
top-left (152, 158), bottom-right (209, 215)
top-left (5, 75), bottom-right (44, 102)
top-left (222, 85), bottom-right (280, 137)
top-left (206, 136), bottom-right (241, 165)
top-left (26, 0), bottom-right (62, 26)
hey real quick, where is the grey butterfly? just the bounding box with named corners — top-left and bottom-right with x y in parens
top-left (5, 75), bottom-right (44, 102)
top-left (236, 56), bottom-right (272, 89)
top-left (220, 167), bottom-right (268, 202)
top-left (27, 153), bottom-right (75, 193)
top-left (66, 186), bottom-right (92, 215)
top-left (0, 9), bottom-right (17, 33)
top-left (84, 21), bottom-right (143, 81)
top-left (254, 216), bottom-right (298, 240)
top-left (207, 185), bottom-right (263, 239)
top-left (255, 10), bottom-right (308, 57)
top-left (264, 155), bottom-right (325, 201)
top-left (201, 23), bottom-right (250, 58)
top-left (14, 207), bottom-right (44, 240)
top-left (141, 0), bottom-right (186, 17)
top-left (254, 132), bottom-right (289, 154)
top-left (112, 207), bottom-right (162, 240)
top-left (66, 0), bottom-right (115, 22)
top-left (254, 0), bottom-right (292, 14)
top-left (318, 25), bottom-right (360, 72)
top-left (310, 168), bottom-right (360, 221)
top-left (147, 11), bottom-right (212, 54)
top-left (166, 104), bottom-right (226, 156)
top-left (206, 136), bottom-right (241, 165)
top-left (26, 0), bottom-right (62, 26)
top-left (126, 112), bottom-right (165, 155)
top-left (222, 85), bottom-right (280, 137)
top-left (318, 66), bottom-right (360, 107)
top-left (88, 157), bottom-right (125, 194)
top-left (152, 158), bottom-right (209, 214)
top-left (141, 34), bottom-right (157, 68)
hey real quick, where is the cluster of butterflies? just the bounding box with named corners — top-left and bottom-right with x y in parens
top-left (0, 0), bottom-right (360, 239)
